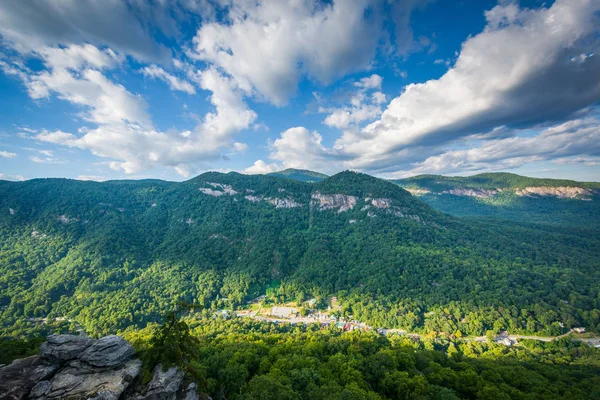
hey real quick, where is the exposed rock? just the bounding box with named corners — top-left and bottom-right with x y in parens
top-left (265, 197), bottom-right (303, 209)
top-left (199, 188), bottom-right (224, 197)
top-left (0, 334), bottom-right (196, 400)
top-left (130, 364), bottom-right (185, 400)
top-left (515, 186), bottom-right (593, 199)
top-left (444, 188), bottom-right (499, 198)
top-left (371, 198), bottom-right (392, 208)
top-left (31, 230), bottom-right (47, 238)
top-left (244, 195), bottom-right (261, 202)
top-left (57, 215), bottom-right (78, 223)
top-left (185, 383), bottom-right (200, 400)
top-left (244, 194), bottom-right (303, 208)
top-left (0, 356), bottom-right (59, 400)
top-left (205, 182), bottom-right (238, 195)
top-left (40, 334), bottom-right (93, 363)
top-left (311, 192), bottom-right (358, 212)
top-left (35, 359), bottom-right (141, 400)
top-left (30, 381), bottom-right (51, 398)
top-left (78, 335), bottom-right (135, 368)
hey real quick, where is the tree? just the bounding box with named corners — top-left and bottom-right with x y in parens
top-left (142, 305), bottom-right (203, 383)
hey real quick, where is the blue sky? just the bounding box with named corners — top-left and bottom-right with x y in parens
top-left (0, 0), bottom-right (599, 182)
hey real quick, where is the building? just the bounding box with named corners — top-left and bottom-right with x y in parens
top-left (271, 306), bottom-right (297, 318)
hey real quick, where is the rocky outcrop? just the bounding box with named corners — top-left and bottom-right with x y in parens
top-left (404, 188), bottom-right (430, 196)
top-left (515, 186), bottom-right (593, 199)
top-left (444, 188), bottom-right (499, 198)
top-left (199, 182), bottom-right (238, 197)
top-left (311, 192), bottom-right (358, 212)
top-left (370, 198), bottom-right (392, 209)
top-left (265, 197), bottom-right (303, 209)
top-left (244, 194), bottom-right (303, 208)
top-left (0, 356), bottom-right (59, 400)
top-left (0, 334), bottom-right (200, 400)
top-left (129, 365), bottom-right (184, 400)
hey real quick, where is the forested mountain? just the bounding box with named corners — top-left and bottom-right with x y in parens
top-left (394, 173), bottom-right (600, 225)
top-left (1, 171), bottom-right (599, 338)
top-left (268, 168), bottom-right (328, 182)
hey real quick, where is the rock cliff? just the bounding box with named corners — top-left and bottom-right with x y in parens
top-left (0, 334), bottom-right (203, 400)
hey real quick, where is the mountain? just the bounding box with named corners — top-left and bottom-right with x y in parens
top-left (394, 172), bottom-right (600, 225)
top-left (1, 171), bottom-right (599, 338)
top-left (267, 168), bottom-right (328, 182)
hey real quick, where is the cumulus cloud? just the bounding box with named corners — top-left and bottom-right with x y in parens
top-left (321, 74), bottom-right (385, 129)
top-left (0, 0), bottom-right (171, 62)
top-left (4, 39), bottom-right (255, 176)
top-left (140, 65), bottom-right (196, 94)
top-left (337, 0), bottom-right (600, 170)
top-left (399, 117), bottom-right (600, 177)
top-left (191, 0), bottom-right (386, 105)
top-left (244, 160), bottom-right (281, 174)
top-left (266, 127), bottom-right (345, 173)
top-left (264, 0), bottom-right (600, 176)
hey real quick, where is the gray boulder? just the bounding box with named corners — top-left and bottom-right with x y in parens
top-left (79, 335), bottom-right (136, 368)
top-left (0, 356), bottom-right (59, 400)
top-left (184, 383), bottom-right (200, 400)
top-left (31, 358), bottom-right (142, 400)
top-left (40, 334), bottom-right (93, 363)
top-left (128, 364), bottom-right (185, 400)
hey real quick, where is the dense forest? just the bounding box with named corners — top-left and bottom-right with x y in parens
top-left (394, 172), bottom-right (600, 225)
top-left (131, 315), bottom-right (600, 399)
top-left (1, 171), bottom-right (599, 339)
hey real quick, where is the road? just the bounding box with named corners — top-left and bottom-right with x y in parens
top-left (236, 310), bottom-right (600, 347)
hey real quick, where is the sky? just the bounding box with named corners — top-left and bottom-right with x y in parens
top-left (0, 0), bottom-right (599, 182)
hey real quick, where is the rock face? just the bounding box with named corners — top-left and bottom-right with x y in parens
top-left (515, 186), bottom-right (593, 199)
top-left (311, 192), bottom-right (358, 212)
top-left (0, 334), bottom-right (199, 400)
top-left (444, 188), bottom-right (499, 198)
top-left (129, 365), bottom-right (184, 400)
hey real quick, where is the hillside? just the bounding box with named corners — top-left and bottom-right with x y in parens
top-left (394, 173), bottom-right (600, 225)
top-left (267, 168), bottom-right (328, 182)
top-left (1, 171), bottom-right (599, 338)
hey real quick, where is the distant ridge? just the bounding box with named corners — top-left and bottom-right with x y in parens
top-left (394, 172), bottom-right (600, 191)
top-left (268, 168), bottom-right (328, 182)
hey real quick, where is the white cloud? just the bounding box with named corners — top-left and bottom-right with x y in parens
top-left (398, 117), bottom-right (600, 177)
top-left (76, 175), bottom-right (108, 182)
top-left (321, 74), bottom-right (385, 129)
top-left (0, 173), bottom-right (26, 181)
top-left (0, 151), bottom-right (17, 158)
top-left (267, 127), bottom-right (343, 173)
top-left (335, 0), bottom-right (600, 172)
top-left (39, 44), bottom-right (123, 71)
top-left (140, 65), bottom-right (196, 94)
top-left (29, 155), bottom-right (66, 164)
top-left (354, 74), bottom-right (382, 90)
top-left (244, 159), bottom-right (281, 174)
top-left (0, 0), bottom-right (170, 62)
top-left (5, 42), bottom-right (256, 177)
top-left (191, 0), bottom-right (385, 105)
top-left (263, 0), bottom-right (600, 176)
